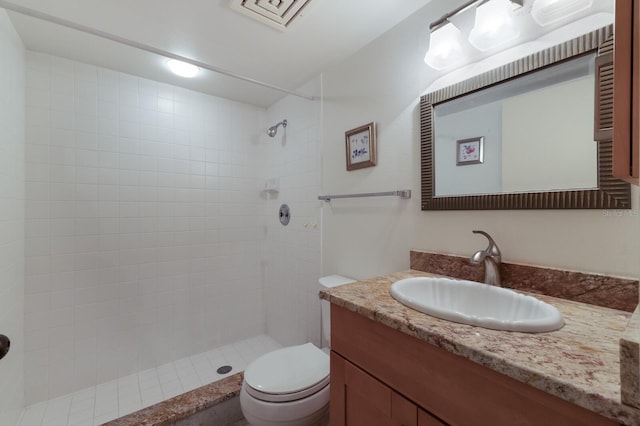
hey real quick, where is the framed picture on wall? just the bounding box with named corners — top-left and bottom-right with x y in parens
top-left (345, 122), bottom-right (377, 171)
top-left (456, 137), bottom-right (484, 166)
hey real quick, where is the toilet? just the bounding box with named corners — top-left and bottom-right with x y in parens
top-left (240, 275), bottom-right (355, 426)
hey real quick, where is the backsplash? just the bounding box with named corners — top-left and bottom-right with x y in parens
top-left (410, 250), bottom-right (639, 312)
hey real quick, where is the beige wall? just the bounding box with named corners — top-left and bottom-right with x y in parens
top-left (321, 0), bottom-right (639, 281)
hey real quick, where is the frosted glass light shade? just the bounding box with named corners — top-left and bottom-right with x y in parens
top-left (424, 23), bottom-right (466, 70)
top-left (468, 0), bottom-right (520, 52)
top-left (167, 59), bottom-right (200, 78)
top-left (531, 0), bottom-right (594, 26)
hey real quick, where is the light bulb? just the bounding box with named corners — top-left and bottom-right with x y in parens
top-left (424, 23), bottom-right (466, 71)
top-left (468, 0), bottom-right (520, 52)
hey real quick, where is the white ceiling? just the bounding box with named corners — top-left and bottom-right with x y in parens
top-left (5, 0), bottom-right (433, 107)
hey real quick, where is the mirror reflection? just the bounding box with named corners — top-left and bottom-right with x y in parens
top-left (434, 53), bottom-right (597, 197)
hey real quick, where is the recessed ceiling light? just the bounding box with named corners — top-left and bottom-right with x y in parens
top-left (166, 59), bottom-right (200, 78)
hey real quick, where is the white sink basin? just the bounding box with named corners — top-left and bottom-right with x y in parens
top-left (390, 277), bottom-right (564, 333)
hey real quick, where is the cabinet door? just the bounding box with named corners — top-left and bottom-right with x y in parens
top-left (344, 358), bottom-right (394, 426)
top-left (613, 0), bottom-right (640, 184)
top-left (418, 409), bottom-right (446, 426)
top-left (331, 351), bottom-right (428, 426)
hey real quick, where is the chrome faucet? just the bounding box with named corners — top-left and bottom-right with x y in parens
top-left (470, 230), bottom-right (501, 287)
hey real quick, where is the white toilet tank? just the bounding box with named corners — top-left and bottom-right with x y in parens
top-left (319, 275), bottom-right (356, 347)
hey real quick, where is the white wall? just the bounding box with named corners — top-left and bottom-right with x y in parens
top-left (502, 75), bottom-right (597, 192)
top-left (259, 78), bottom-right (323, 347)
top-left (321, 0), bottom-right (640, 281)
top-left (0, 9), bottom-right (25, 426)
top-left (23, 52), bottom-right (266, 403)
top-left (435, 102), bottom-right (502, 196)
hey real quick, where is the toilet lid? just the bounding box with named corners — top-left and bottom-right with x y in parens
top-left (244, 343), bottom-right (329, 402)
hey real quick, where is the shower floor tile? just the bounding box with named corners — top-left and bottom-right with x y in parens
top-left (17, 334), bottom-right (282, 426)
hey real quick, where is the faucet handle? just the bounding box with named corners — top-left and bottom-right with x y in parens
top-left (472, 229), bottom-right (493, 239)
top-left (472, 230), bottom-right (501, 260)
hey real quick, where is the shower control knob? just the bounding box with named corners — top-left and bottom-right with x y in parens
top-left (0, 334), bottom-right (10, 361)
top-left (279, 204), bottom-right (290, 226)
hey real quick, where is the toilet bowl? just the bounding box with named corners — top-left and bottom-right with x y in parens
top-left (240, 343), bottom-right (330, 426)
top-left (240, 275), bottom-right (355, 426)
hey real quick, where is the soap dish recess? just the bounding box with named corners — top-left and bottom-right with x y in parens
top-left (263, 178), bottom-right (279, 194)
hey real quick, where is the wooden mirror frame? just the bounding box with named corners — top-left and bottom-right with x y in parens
top-left (420, 26), bottom-right (631, 210)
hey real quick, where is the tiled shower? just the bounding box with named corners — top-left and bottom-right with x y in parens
top-left (14, 46), bottom-right (321, 422)
top-left (23, 50), bottom-right (266, 403)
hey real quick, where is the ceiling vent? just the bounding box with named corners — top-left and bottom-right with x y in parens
top-left (229, 0), bottom-right (314, 31)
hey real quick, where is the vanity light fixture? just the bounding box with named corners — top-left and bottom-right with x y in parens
top-left (423, 0), bottom-right (524, 69)
top-left (166, 59), bottom-right (200, 78)
top-left (424, 22), bottom-right (466, 70)
top-left (468, 0), bottom-right (521, 51)
top-left (531, 0), bottom-right (594, 27)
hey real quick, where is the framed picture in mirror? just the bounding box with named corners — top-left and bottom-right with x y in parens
top-left (456, 137), bottom-right (484, 166)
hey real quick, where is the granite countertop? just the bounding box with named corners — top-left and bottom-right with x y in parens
top-left (102, 373), bottom-right (243, 426)
top-left (320, 270), bottom-right (640, 425)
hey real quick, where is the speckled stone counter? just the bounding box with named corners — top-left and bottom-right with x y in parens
top-left (102, 373), bottom-right (244, 426)
top-left (621, 306), bottom-right (640, 408)
top-left (320, 270), bottom-right (640, 426)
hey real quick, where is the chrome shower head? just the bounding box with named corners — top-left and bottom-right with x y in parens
top-left (267, 119), bottom-right (287, 137)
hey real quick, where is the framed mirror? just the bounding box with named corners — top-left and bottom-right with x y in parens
top-left (420, 25), bottom-right (631, 210)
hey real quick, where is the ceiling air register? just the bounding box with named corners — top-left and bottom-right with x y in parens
top-left (229, 0), bottom-right (314, 30)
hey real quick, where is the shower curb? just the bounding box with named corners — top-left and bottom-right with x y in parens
top-left (101, 373), bottom-right (245, 426)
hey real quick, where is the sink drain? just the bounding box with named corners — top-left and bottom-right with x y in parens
top-left (217, 365), bottom-right (232, 374)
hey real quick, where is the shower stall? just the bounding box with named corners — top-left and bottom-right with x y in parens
top-left (0, 8), bottom-right (323, 424)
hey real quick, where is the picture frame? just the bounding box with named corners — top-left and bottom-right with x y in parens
top-left (456, 136), bottom-right (484, 166)
top-left (345, 122), bottom-right (377, 171)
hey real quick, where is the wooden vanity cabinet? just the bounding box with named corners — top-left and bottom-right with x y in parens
top-left (613, 0), bottom-right (639, 185)
top-left (329, 305), bottom-right (618, 426)
top-left (331, 352), bottom-right (445, 426)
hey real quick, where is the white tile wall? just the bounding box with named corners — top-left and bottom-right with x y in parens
top-left (0, 10), bottom-right (26, 426)
top-left (24, 52), bottom-right (267, 404)
top-left (259, 80), bottom-right (323, 347)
